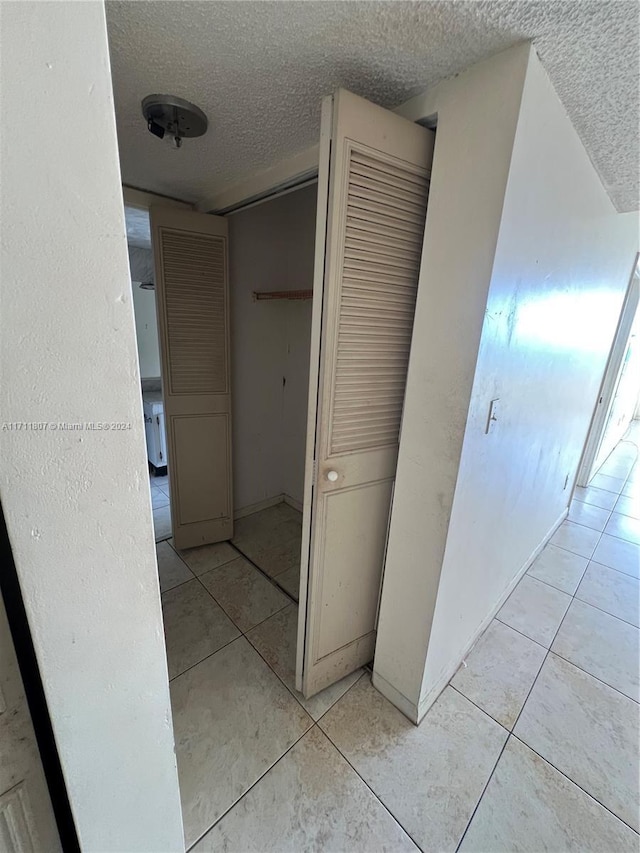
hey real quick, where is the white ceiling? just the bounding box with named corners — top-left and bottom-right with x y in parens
top-left (106, 1), bottom-right (639, 212)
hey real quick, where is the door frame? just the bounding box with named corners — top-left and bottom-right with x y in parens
top-left (576, 254), bottom-right (640, 487)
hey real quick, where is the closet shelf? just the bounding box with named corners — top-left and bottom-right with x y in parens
top-left (253, 289), bottom-right (313, 302)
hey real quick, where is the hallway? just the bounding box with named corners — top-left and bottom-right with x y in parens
top-left (155, 424), bottom-right (639, 851)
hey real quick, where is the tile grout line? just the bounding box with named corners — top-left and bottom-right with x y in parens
top-left (165, 554), bottom-right (292, 684)
top-left (453, 735), bottom-right (510, 852)
top-left (460, 438), bottom-right (640, 843)
top-left (228, 540), bottom-right (299, 605)
top-left (545, 649), bottom-right (640, 705)
top-left (490, 477), bottom-right (638, 820)
top-left (168, 632), bottom-right (241, 684)
top-left (317, 723), bottom-right (426, 853)
top-left (514, 577), bottom-right (640, 632)
top-left (449, 674), bottom-right (639, 840)
top-left (567, 512), bottom-right (640, 548)
top-left (454, 593), bottom-right (573, 850)
top-left (508, 731), bottom-right (640, 837)
top-left (184, 723), bottom-right (316, 852)
top-left (455, 476), bottom-right (636, 848)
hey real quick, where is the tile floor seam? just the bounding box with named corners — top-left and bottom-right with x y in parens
top-left (461, 588), bottom-right (640, 839)
top-left (227, 541), bottom-right (299, 606)
top-left (499, 560), bottom-right (636, 828)
top-left (566, 502), bottom-right (616, 533)
top-left (193, 570), bottom-right (290, 639)
top-left (545, 648), bottom-right (640, 706)
top-left (453, 734), bottom-right (511, 853)
top-left (312, 670), bottom-right (368, 725)
top-left (245, 628), bottom-right (369, 730)
top-left (168, 632), bottom-right (243, 684)
top-left (573, 590), bottom-right (640, 629)
top-left (493, 616), bottom-right (557, 652)
top-left (508, 731), bottom-right (640, 838)
top-left (560, 497), bottom-right (612, 567)
top-left (184, 722), bottom-right (317, 852)
top-left (448, 683), bottom-right (515, 734)
top-left (158, 571), bottom-right (196, 597)
top-left (502, 574), bottom-right (575, 740)
top-left (525, 559), bottom-right (590, 599)
top-left (167, 539), bottom-right (241, 572)
top-left (317, 723), bottom-right (426, 853)
top-left (544, 540), bottom-right (600, 562)
top-left (571, 493), bottom-right (617, 510)
top-left (243, 625), bottom-right (314, 717)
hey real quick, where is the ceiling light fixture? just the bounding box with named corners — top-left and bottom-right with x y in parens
top-left (141, 94), bottom-right (208, 149)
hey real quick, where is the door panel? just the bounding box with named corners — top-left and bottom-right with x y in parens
top-left (151, 207), bottom-right (233, 549)
top-left (0, 592), bottom-right (61, 852)
top-left (297, 89), bottom-right (435, 697)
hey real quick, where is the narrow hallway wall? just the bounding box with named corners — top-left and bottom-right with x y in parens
top-left (0, 2), bottom-right (184, 848)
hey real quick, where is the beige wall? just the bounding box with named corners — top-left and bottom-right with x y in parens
top-left (129, 246), bottom-right (162, 379)
top-left (0, 2), bottom-right (184, 848)
top-left (374, 43), bottom-right (638, 721)
top-left (374, 44), bottom-right (531, 721)
top-left (229, 185), bottom-right (316, 512)
top-left (420, 52), bottom-right (638, 710)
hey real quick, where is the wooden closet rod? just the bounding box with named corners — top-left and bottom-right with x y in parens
top-left (253, 289), bottom-right (313, 301)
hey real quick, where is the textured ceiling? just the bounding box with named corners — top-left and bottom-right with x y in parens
top-left (106, 1), bottom-right (639, 212)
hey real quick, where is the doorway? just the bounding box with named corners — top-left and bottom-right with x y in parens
top-left (125, 205), bottom-right (173, 542)
top-left (578, 259), bottom-right (640, 487)
top-left (137, 88), bottom-right (435, 847)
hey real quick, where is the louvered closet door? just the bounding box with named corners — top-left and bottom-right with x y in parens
top-left (150, 207), bottom-right (232, 550)
top-left (296, 90), bottom-right (434, 697)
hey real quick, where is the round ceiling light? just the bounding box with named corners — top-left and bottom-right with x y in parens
top-left (141, 94), bottom-right (208, 149)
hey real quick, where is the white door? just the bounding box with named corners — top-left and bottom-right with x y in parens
top-left (0, 591), bottom-right (61, 852)
top-left (296, 90), bottom-right (435, 697)
top-left (150, 206), bottom-right (233, 550)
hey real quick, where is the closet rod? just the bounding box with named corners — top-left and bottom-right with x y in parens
top-left (253, 289), bottom-right (313, 301)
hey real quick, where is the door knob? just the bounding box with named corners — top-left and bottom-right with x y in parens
top-left (327, 470), bottom-right (339, 482)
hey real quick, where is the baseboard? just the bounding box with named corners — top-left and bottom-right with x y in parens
top-left (283, 494), bottom-right (303, 512)
top-left (371, 671), bottom-right (420, 724)
top-left (381, 506), bottom-right (569, 726)
top-left (233, 494), bottom-right (284, 520)
top-left (234, 493), bottom-right (303, 520)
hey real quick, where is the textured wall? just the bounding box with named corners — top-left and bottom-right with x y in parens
top-left (421, 51), bottom-right (638, 709)
top-left (374, 44), bottom-right (638, 722)
top-left (0, 3), bottom-right (183, 849)
top-left (228, 185), bottom-right (316, 511)
top-left (374, 44), bottom-right (532, 720)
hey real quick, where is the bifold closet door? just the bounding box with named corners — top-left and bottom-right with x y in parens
top-left (296, 89), bottom-right (435, 698)
top-left (150, 206), bottom-right (233, 550)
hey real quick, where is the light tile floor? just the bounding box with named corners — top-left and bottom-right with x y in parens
top-left (150, 471), bottom-right (171, 542)
top-left (156, 430), bottom-right (639, 852)
top-left (231, 502), bottom-right (303, 602)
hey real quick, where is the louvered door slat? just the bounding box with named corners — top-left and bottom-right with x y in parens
top-left (159, 229), bottom-right (227, 396)
top-left (330, 146), bottom-right (429, 455)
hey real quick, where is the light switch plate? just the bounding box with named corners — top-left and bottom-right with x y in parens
top-left (486, 398), bottom-right (500, 434)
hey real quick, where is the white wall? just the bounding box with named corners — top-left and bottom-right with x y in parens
top-left (129, 246), bottom-right (162, 379)
top-left (0, 3), bottom-right (184, 850)
top-left (228, 185), bottom-right (316, 512)
top-left (375, 43), bottom-right (638, 722)
top-left (374, 44), bottom-right (531, 720)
